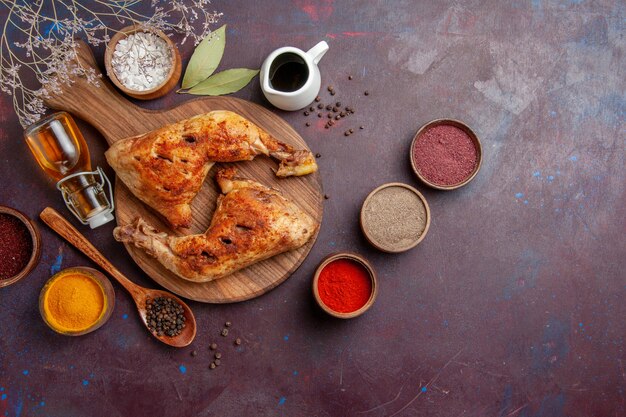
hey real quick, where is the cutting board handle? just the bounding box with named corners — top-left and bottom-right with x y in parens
top-left (42, 40), bottom-right (150, 144)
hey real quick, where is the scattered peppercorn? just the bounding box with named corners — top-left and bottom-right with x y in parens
top-left (349, 128), bottom-right (354, 133)
top-left (330, 91), bottom-right (336, 96)
top-left (336, 102), bottom-right (341, 107)
top-left (315, 96), bottom-right (321, 102)
top-left (191, 350), bottom-right (197, 357)
top-left (221, 328), bottom-right (229, 337)
top-left (327, 86), bottom-right (334, 92)
top-left (306, 122), bottom-right (311, 127)
top-left (360, 126), bottom-right (364, 130)
top-left (235, 338), bottom-right (242, 346)
top-left (344, 131), bottom-right (351, 136)
top-left (304, 111), bottom-right (309, 116)
top-left (340, 111), bottom-right (346, 117)
top-left (317, 103), bottom-right (323, 109)
top-left (215, 352), bottom-right (222, 359)
top-left (145, 297), bottom-right (186, 338)
top-left (309, 106), bottom-right (315, 112)
top-left (364, 91), bottom-right (369, 96)
top-left (210, 343), bottom-right (217, 350)
top-left (210, 362), bottom-right (216, 369)
top-left (335, 115), bottom-right (341, 120)
top-left (332, 106), bottom-right (338, 112)
top-left (327, 113), bottom-right (333, 118)
top-left (324, 194), bottom-right (329, 200)
top-left (315, 153), bottom-right (321, 158)
top-left (214, 359), bottom-right (221, 366)
top-left (318, 113), bottom-right (323, 118)
top-left (326, 104), bottom-right (332, 111)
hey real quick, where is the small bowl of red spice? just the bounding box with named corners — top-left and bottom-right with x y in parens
top-left (313, 253), bottom-right (377, 319)
top-left (0, 205), bottom-right (42, 288)
top-left (410, 119), bottom-right (482, 190)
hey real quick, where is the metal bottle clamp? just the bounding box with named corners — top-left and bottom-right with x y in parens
top-left (56, 166), bottom-right (115, 227)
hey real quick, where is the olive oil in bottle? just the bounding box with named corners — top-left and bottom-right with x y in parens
top-left (24, 112), bottom-right (114, 228)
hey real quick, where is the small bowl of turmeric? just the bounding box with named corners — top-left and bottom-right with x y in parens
top-left (39, 267), bottom-right (115, 336)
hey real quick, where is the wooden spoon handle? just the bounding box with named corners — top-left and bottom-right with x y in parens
top-left (40, 207), bottom-right (140, 295)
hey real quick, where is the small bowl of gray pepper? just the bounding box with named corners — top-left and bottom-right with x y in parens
top-left (105, 25), bottom-right (182, 100)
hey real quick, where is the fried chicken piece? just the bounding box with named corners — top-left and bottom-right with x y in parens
top-left (113, 168), bottom-right (318, 282)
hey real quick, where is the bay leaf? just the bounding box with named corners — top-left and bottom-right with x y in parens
top-left (181, 24), bottom-right (226, 89)
top-left (186, 68), bottom-right (260, 96)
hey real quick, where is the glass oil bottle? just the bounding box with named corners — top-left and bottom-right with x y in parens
top-left (24, 112), bottom-right (114, 228)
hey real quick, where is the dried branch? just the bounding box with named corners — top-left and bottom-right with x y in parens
top-left (0, 0), bottom-right (223, 127)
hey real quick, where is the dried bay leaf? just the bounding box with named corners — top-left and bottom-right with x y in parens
top-left (181, 24), bottom-right (226, 89)
top-left (186, 69), bottom-right (260, 96)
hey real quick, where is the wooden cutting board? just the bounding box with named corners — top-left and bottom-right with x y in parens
top-left (44, 41), bottom-right (323, 303)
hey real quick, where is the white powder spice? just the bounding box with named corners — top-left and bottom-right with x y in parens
top-left (111, 31), bottom-right (173, 91)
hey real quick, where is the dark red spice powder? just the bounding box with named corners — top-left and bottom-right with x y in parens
top-left (0, 213), bottom-right (33, 280)
top-left (412, 125), bottom-right (478, 186)
top-left (317, 259), bottom-right (372, 313)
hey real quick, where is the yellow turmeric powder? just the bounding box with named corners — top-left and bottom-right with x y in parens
top-left (43, 271), bottom-right (105, 332)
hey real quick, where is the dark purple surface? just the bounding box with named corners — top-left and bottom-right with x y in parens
top-left (1, 1), bottom-right (624, 416)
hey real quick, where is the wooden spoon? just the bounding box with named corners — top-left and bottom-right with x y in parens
top-left (40, 207), bottom-right (196, 347)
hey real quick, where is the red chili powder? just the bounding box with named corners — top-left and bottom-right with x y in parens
top-left (0, 213), bottom-right (33, 280)
top-left (317, 259), bottom-right (372, 313)
top-left (412, 124), bottom-right (478, 186)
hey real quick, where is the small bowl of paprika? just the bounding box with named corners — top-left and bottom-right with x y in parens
top-left (0, 205), bottom-right (42, 288)
top-left (410, 118), bottom-right (482, 190)
top-left (39, 267), bottom-right (115, 336)
top-left (312, 252), bottom-right (378, 319)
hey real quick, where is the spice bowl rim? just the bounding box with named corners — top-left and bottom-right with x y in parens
top-left (104, 24), bottom-right (182, 100)
top-left (0, 205), bottom-right (42, 288)
top-left (360, 182), bottom-right (431, 253)
top-left (39, 266), bottom-right (116, 336)
top-left (312, 252), bottom-right (378, 319)
top-left (410, 118), bottom-right (483, 191)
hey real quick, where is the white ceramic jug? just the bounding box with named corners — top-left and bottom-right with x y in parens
top-left (260, 41), bottom-right (329, 111)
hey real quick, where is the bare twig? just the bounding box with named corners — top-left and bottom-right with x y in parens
top-left (0, 0), bottom-right (223, 127)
